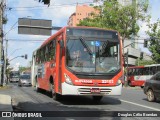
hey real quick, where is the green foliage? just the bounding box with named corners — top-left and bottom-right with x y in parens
top-left (5, 59), bottom-right (12, 77)
top-left (146, 20), bottom-right (160, 63)
top-left (135, 59), bottom-right (156, 66)
top-left (6, 67), bottom-right (13, 76)
top-left (19, 66), bottom-right (31, 73)
top-left (78, 0), bottom-right (149, 41)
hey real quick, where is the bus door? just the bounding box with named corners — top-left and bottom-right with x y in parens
top-left (56, 34), bottom-right (64, 93)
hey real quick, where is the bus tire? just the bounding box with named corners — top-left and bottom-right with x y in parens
top-left (53, 93), bottom-right (62, 101)
top-left (92, 96), bottom-right (103, 101)
top-left (49, 83), bottom-right (54, 98)
top-left (147, 89), bottom-right (155, 102)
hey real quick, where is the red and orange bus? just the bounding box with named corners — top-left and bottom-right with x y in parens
top-left (127, 64), bottom-right (160, 88)
top-left (31, 26), bottom-right (123, 101)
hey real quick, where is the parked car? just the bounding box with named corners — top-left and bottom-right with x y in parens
top-left (18, 74), bottom-right (31, 87)
top-left (143, 71), bottom-right (160, 102)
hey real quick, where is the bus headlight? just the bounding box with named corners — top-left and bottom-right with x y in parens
top-left (116, 79), bottom-right (122, 86)
top-left (117, 76), bottom-right (124, 86)
top-left (64, 73), bottom-right (73, 85)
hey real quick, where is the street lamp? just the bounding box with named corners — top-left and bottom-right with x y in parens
top-left (9, 54), bottom-right (28, 62)
top-left (8, 48), bottom-right (22, 58)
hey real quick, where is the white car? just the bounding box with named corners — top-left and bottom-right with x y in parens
top-left (18, 74), bottom-right (31, 86)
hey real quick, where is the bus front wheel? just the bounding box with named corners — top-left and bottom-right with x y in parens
top-left (92, 96), bottom-right (103, 101)
top-left (53, 93), bottom-right (62, 101)
top-left (49, 83), bottom-right (54, 98)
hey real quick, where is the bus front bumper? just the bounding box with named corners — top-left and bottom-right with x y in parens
top-left (61, 82), bottom-right (122, 96)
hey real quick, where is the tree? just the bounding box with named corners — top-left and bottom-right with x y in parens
top-left (146, 20), bottom-right (160, 63)
top-left (135, 58), bottom-right (156, 66)
top-left (5, 58), bottom-right (13, 79)
top-left (19, 66), bottom-right (31, 73)
top-left (38, 0), bottom-right (50, 5)
top-left (78, 0), bottom-right (149, 42)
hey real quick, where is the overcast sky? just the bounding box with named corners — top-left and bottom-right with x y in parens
top-left (3, 0), bottom-right (160, 69)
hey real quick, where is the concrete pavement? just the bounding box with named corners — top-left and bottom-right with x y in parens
top-left (0, 94), bottom-right (13, 120)
top-left (0, 94), bottom-right (12, 111)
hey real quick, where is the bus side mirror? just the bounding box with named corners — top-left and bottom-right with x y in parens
top-left (59, 40), bottom-right (64, 48)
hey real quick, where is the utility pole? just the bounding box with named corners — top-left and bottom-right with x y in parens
top-left (0, 0), bottom-right (5, 86)
top-left (3, 39), bottom-right (7, 84)
top-left (0, 0), bottom-right (3, 86)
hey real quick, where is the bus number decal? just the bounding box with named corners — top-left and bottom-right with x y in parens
top-left (102, 80), bottom-right (107, 83)
top-left (102, 80), bottom-right (113, 84)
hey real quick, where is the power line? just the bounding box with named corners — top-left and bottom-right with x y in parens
top-left (10, 2), bottom-right (94, 8)
top-left (4, 21), bottom-right (18, 37)
top-left (7, 2), bottom-right (94, 11)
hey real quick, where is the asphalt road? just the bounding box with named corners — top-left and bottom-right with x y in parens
top-left (0, 83), bottom-right (160, 120)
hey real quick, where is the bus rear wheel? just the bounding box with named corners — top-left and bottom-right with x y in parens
top-left (92, 96), bottom-right (103, 101)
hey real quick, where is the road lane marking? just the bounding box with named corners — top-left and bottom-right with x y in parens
top-left (120, 99), bottom-right (160, 111)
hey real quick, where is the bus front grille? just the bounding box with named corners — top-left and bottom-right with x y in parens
top-left (78, 88), bottom-right (112, 95)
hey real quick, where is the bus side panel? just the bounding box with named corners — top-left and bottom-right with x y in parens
top-left (31, 52), bottom-right (37, 87)
top-left (43, 62), bottom-right (50, 90)
top-left (37, 64), bottom-right (45, 90)
top-left (49, 60), bottom-right (57, 90)
top-left (55, 35), bottom-right (62, 94)
top-left (45, 60), bottom-right (56, 91)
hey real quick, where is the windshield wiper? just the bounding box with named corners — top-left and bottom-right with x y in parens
top-left (79, 37), bottom-right (92, 55)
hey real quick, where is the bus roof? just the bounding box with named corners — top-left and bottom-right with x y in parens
top-left (39, 26), bottom-right (119, 49)
top-left (40, 26), bottom-right (66, 48)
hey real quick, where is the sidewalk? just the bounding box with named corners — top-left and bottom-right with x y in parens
top-left (0, 94), bottom-right (14, 120)
top-left (0, 94), bottom-right (12, 111)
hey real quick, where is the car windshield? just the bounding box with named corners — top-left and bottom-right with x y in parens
top-left (20, 75), bottom-right (31, 79)
top-left (66, 37), bottom-right (120, 74)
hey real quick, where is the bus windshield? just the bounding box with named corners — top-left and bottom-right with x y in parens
top-left (66, 37), bottom-right (120, 74)
top-left (10, 71), bottom-right (20, 78)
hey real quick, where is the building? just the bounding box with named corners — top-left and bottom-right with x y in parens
top-left (124, 38), bottom-right (152, 66)
top-left (67, 4), bottom-right (99, 26)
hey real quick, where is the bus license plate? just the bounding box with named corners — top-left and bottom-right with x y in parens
top-left (91, 88), bottom-right (100, 93)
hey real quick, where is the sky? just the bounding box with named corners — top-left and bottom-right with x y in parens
top-left (3, 0), bottom-right (160, 69)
